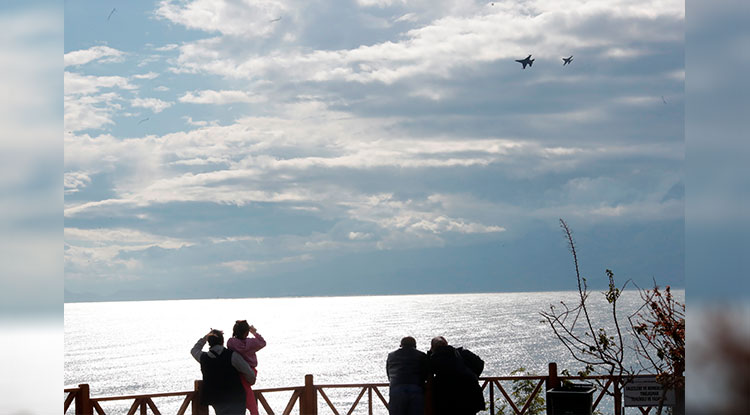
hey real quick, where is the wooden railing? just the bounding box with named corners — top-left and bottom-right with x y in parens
top-left (65, 363), bottom-right (661, 415)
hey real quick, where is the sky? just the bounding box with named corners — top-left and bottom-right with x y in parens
top-left (63, 0), bottom-right (686, 302)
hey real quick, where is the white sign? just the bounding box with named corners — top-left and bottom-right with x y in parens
top-left (623, 376), bottom-right (675, 407)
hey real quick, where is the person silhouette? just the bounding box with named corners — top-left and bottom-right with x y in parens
top-left (386, 336), bottom-right (429, 415)
top-left (428, 336), bottom-right (485, 415)
top-left (191, 329), bottom-right (255, 415)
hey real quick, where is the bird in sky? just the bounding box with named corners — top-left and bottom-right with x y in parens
top-left (515, 55), bottom-right (534, 69)
top-left (662, 96), bottom-right (668, 104)
top-left (107, 8), bottom-right (116, 21)
top-left (562, 56), bottom-right (573, 66)
top-left (138, 117), bottom-right (150, 125)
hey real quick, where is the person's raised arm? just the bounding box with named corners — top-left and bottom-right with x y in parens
top-left (190, 331), bottom-right (211, 362)
top-left (247, 325), bottom-right (267, 350)
top-left (231, 352), bottom-right (257, 385)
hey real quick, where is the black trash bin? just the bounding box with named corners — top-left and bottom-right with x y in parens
top-left (546, 382), bottom-right (595, 415)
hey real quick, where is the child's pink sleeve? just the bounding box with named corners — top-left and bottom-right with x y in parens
top-left (247, 332), bottom-right (266, 352)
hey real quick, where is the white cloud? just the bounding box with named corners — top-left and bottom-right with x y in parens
top-left (219, 254), bottom-right (313, 274)
top-left (131, 97), bottom-right (172, 113)
top-left (65, 227), bottom-right (195, 272)
top-left (179, 89), bottom-right (265, 104)
top-left (343, 193), bottom-right (506, 244)
top-left (132, 72), bottom-right (160, 80)
top-left (182, 116), bottom-right (212, 126)
top-left (410, 216), bottom-right (506, 234)
top-left (220, 260), bottom-right (251, 273)
top-left (64, 171), bottom-right (92, 194)
top-left (137, 55), bottom-right (161, 67)
top-left (64, 92), bottom-right (123, 131)
top-left (210, 235), bottom-right (264, 244)
top-left (63, 71), bottom-right (139, 131)
top-left (155, 0), bottom-right (289, 38)
top-left (614, 95), bottom-right (662, 106)
top-left (602, 47), bottom-right (648, 59)
top-left (154, 43), bottom-right (179, 51)
top-left (348, 232), bottom-right (372, 240)
top-left (394, 13), bottom-right (418, 23)
top-left (64, 71), bottom-right (135, 95)
top-left (357, 0), bottom-right (407, 7)
top-left (666, 69), bottom-right (685, 81)
top-left (64, 45), bottom-right (124, 67)
top-left (65, 227), bottom-right (192, 248)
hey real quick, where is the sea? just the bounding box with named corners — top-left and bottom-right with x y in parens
top-left (64, 290), bottom-right (684, 414)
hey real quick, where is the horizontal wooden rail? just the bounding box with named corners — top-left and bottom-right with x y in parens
top-left (315, 383), bottom-right (389, 388)
top-left (94, 391), bottom-right (192, 401)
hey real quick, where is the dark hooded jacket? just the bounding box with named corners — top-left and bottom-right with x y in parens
top-left (428, 345), bottom-right (486, 415)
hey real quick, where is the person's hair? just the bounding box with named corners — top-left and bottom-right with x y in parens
top-left (400, 336), bottom-right (417, 349)
top-left (430, 336), bottom-right (448, 351)
top-left (233, 320), bottom-right (250, 339)
top-left (207, 329), bottom-right (224, 347)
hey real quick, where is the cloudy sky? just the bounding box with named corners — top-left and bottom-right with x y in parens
top-left (64, 0), bottom-right (684, 301)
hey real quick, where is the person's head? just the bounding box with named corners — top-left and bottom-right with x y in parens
top-left (233, 320), bottom-right (250, 339)
top-left (400, 336), bottom-right (417, 349)
top-left (430, 336), bottom-right (448, 352)
top-left (207, 329), bottom-right (224, 347)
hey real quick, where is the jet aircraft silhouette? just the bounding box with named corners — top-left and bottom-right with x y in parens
top-left (515, 55), bottom-right (534, 69)
top-left (562, 56), bottom-right (573, 66)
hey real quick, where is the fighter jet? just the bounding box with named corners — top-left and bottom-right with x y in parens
top-left (515, 55), bottom-right (534, 69)
top-left (562, 56), bottom-right (573, 66)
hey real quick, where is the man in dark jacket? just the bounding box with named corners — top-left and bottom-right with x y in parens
top-left (386, 336), bottom-right (430, 415)
top-left (191, 329), bottom-right (256, 415)
top-left (428, 336), bottom-right (485, 415)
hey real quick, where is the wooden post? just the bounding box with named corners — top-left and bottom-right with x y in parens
top-left (547, 362), bottom-right (559, 390)
top-left (489, 380), bottom-right (495, 415)
top-left (75, 384), bottom-right (92, 415)
top-left (368, 387), bottom-right (373, 415)
top-left (300, 374), bottom-right (317, 415)
top-left (674, 363), bottom-right (685, 415)
top-left (192, 380), bottom-right (209, 415)
top-left (613, 378), bottom-right (622, 415)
